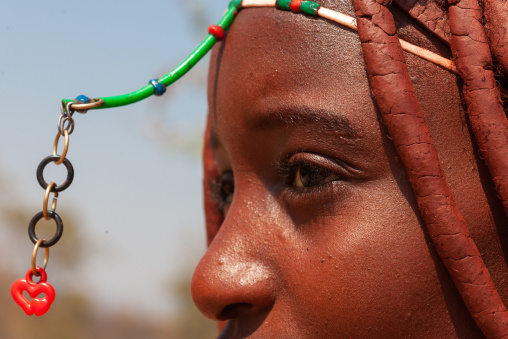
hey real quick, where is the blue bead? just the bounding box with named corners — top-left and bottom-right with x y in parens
top-left (75, 95), bottom-right (91, 103)
top-left (149, 79), bottom-right (166, 96)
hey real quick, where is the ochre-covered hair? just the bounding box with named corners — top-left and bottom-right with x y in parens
top-left (203, 1), bottom-right (508, 337)
top-left (353, 0), bottom-right (508, 336)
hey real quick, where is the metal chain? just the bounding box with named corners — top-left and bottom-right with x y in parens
top-left (27, 106), bottom-right (78, 275)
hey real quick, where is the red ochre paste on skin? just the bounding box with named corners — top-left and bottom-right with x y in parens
top-left (353, 0), bottom-right (508, 336)
top-left (203, 118), bottom-right (227, 332)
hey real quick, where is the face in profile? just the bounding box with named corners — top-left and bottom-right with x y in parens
top-left (190, 1), bottom-right (508, 337)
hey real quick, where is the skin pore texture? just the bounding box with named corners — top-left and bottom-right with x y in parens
top-left (191, 1), bottom-right (508, 337)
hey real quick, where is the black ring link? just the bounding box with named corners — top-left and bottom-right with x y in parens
top-left (28, 211), bottom-right (64, 248)
top-left (36, 155), bottom-right (74, 193)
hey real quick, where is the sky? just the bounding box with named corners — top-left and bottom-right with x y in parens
top-left (0, 0), bottom-right (227, 320)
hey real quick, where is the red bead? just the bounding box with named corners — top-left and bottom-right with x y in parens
top-left (290, 0), bottom-right (303, 12)
top-left (208, 25), bottom-right (225, 41)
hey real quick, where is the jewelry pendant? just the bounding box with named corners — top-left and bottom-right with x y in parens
top-left (11, 267), bottom-right (56, 316)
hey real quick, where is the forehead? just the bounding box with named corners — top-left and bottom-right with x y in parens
top-left (208, 7), bottom-right (378, 140)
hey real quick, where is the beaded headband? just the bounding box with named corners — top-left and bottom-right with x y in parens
top-left (62, 0), bottom-right (456, 113)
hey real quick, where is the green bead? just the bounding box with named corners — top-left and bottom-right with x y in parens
top-left (276, 0), bottom-right (291, 11)
top-left (229, 0), bottom-right (242, 10)
top-left (300, 1), bottom-right (320, 15)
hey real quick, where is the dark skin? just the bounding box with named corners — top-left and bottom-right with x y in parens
top-left (191, 1), bottom-right (508, 337)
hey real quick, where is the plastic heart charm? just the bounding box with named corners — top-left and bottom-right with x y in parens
top-left (11, 267), bottom-right (55, 316)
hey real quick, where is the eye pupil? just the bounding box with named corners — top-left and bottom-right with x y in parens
top-left (299, 167), bottom-right (313, 187)
top-left (296, 165), bottom-right (337, 188)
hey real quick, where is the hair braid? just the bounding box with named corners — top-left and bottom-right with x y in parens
top-left (448, 0), bottom-right (508, 221)
top-left (353, 0), bottom-right (508, 336)
top-left (393, 0), bottom-right (451, 43)
top-left (483, 1), bottom-right (508, 76)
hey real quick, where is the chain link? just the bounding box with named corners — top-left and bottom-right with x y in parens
top-left (43, 182), bottom-right (58, 220)
top-left (58, 102), bottom-right (75, 135)
top-left (25, 103), bottom-right (80, 273)
top-left (52, 129), bottom-right (69, 165)
top-left (31, 239), bottom-right (49, 276)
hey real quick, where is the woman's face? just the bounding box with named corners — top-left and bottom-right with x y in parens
top-left (191, 4), bottom-right (486, 338)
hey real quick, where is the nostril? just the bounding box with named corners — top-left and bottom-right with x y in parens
top-left (191, 239), bottom-right (276, 322)
top-left (218, 303), bottom-right (253, 321)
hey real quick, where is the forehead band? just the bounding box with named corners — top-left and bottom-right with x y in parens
top-left (62, 0), bottom-right (456, 112)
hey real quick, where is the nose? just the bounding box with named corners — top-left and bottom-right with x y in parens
top-left (190, 209), bottom-right (276, 321)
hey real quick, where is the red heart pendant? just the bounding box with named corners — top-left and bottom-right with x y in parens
top-left (11, 267), bottom-right (55, 316)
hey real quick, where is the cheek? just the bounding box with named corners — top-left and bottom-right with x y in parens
top-left (272, 180), bottom-right (441, 334)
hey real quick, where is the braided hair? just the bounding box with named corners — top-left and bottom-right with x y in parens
top-left (353, 0), bottom-right (508, 336)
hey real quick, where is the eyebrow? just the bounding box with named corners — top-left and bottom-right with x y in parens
top-left (248, 105), bottom-right (360, 138)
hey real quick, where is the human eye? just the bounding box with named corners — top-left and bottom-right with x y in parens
top-left (290, 162), bottom-right (339, 188)
top-left (210, 171), bottom-right (234, 215)
top-left (278, 152), bottom-right (347, 204)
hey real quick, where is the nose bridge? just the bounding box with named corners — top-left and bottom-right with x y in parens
top-left (191, 185), bottom-right (277, 320)
top-left (215, 174), bottom-right (275, 254)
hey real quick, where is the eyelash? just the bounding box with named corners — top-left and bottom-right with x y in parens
top-left (210, 154), bottom-right (346, 216)
top-left (277, 156), bottom-right (343, 204)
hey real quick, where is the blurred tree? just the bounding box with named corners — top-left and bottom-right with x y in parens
top-left (0, 166), bottom-right (217, 338)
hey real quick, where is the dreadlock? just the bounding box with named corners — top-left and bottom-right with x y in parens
top-left (354, 0), bottom-right (508, 336)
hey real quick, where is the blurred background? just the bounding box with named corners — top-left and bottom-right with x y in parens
top-left (0, 0), bottom-right (225, 337)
